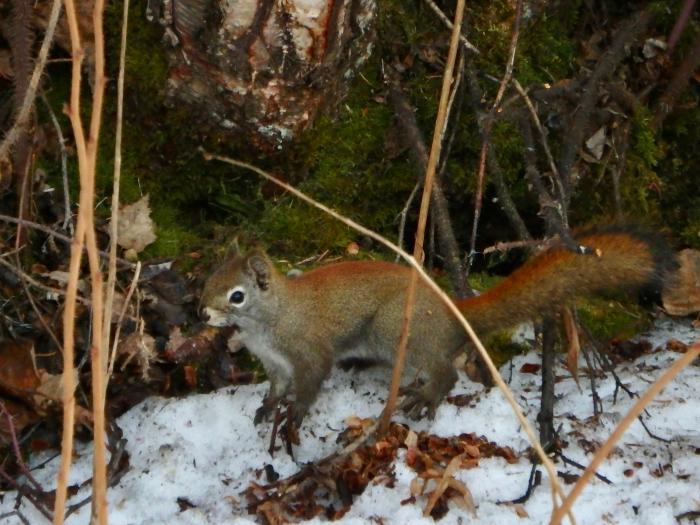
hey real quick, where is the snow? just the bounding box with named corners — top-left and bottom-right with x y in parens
top-left (1, 318), bottom-right (698, 525)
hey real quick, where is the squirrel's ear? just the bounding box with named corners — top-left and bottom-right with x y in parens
top-left (246, 252), bottom-right (271, 290)
top-left (225, 237), bottom-right (242, 258)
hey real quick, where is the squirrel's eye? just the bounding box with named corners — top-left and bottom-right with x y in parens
top-left (229, 290), bottom-right (245, 304)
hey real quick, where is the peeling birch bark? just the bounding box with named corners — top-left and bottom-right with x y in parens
top-left (147, 0), bottom-right (376, 149)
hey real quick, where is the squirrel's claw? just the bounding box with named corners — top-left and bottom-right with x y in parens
top-left (399, 386), bottom-right (437, 420)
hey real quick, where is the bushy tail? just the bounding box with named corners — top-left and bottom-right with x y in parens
top-left (456, 227), bottom-right (676, 336)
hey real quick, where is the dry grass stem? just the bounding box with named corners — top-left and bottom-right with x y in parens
top-left (53, 0), bottom-right (108, 520)
top-left (380, 0), bottom-right (466, 434)
top-left (550, 342), bottom-right (700, 524)
top-left (421, 0), bottom-right (479, 53)
top-left (103, 0), bottom-right (131, 392)
top-left (203, 151), bottom-right (570, 520)
top-left (108, 262), bottom-right (142, 380)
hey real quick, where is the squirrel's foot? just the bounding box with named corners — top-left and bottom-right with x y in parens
top-left (254, 395), bottom-right (281, 425)
top-left (399, 385), bottom-right (438, 420)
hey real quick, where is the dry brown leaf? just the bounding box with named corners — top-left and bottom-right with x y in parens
top-left (0, 398), bottom-right (39, 440)
top-left (446, 477), bottom-right (476, 515)
top-left (662, 249), bottom-right (700, 316)
top-left (45, 270), bottom-right (88, 293)
top-left (0, 339), bottom-right (40, 393)
top-left (33, 369), bottom-right (78, 413)
top-left (164, 325), bottom-right (219, 363)
top-left (410, 476), bottom-right (424, 496)
top-left (423, 454), bottom-right (462, 517)
top-left (519, 362), bottom-right (541, 374)
top-left (117, 331), bottom-right (157, 379)
top-left (117, 195), bottom-right (157, 253)
top-left (513, 503), bottom-right (529, 518)
top-left (463, 444), bottom-right (480, 459)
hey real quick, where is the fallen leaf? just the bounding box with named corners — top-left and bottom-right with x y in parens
top-left (642, 37), bottom-right (667, 59)
top-left (513, 503), bottom-right (529, 518)
top-left (34, 369), bottom-right (78, 413)
top-left (519, 363), bottom-right (541, 374)
top-left (0, 398), bottom-right (39, 440)
top-left (0, 339), bottom-right (40, 393)
top-left (117, 330), bottom-right (157, 379)
top-left (585, 126), bottom-right (607, 160)
top-left (184, 365), bottom-right (197, 388)
top-left (117, 195), bottom-right (157, 253)
top-left (45, 270), bottom-right (88, 293)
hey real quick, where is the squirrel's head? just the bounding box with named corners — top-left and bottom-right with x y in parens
top-left (199, 246), bottom-right (280, 328)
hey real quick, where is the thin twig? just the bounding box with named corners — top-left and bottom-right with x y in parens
top-left (511, 79), bottom-right (564, 203)
top-left (53, 0), bottom-right (108, 518)
top-left (103, 0), bottom-right (130, 391)
top-left (0, 0), bottom-right (62, 161)
top-left (421, 0), bottom-right (479, 54)
top-left (202, 151), bottom-right (572, 522)
top-left (387, 85), bottom-right (469, 297)
top-left (108, 262), bottom-right (141, 379)
top-left (667, 0), bottom-right (696, 53)
top-left (86, 0), bottom-right (109, 518)
top-left (395, 181), bottom-right (421, 262)
top-left (0, 401), bottom-right (44, 492)
top-left (0, 256), bottom-right (89, 305)
top-left (469, 0), bottom-right (523, 257)
top-left (13, 254), bottom-right (64, 351)
top-left (550, 342), bottom-right (700, 525)
top-left (558, 7), bottom-right (652, 197)
top-left (0, 213), bottom-right (134, 267)
top-left (482, 237), bottom-right (555, 255)
top-left (653, 30), bottom-right (700, 130)
top-left (40, 94), bottom-right (73, 234)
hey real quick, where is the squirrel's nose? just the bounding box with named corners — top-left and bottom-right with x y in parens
top-left (198, 306), bottom-right (210, 322)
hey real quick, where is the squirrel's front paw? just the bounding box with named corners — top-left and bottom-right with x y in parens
top-left (254, 396), bottom-right (280, 425)
top-left (399, 385), bottom-right (438, 420)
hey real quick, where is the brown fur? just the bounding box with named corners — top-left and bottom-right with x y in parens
top-left (200, 229), bottom-right (672, 423)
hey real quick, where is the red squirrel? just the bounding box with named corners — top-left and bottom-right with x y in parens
top-left (200, 227), bottom-right (674, 424)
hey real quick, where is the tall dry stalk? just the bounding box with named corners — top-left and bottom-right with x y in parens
top-left (53, 0), bottom-right (108, 522)
top-left (378, 0), bottom-right (465, 432)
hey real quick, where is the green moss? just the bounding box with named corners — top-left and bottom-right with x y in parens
top-left (240, 50), bottom-right (415, 256)
top-left (576, 297), bottom-right (651, 341)
top-left (620, 107), bottom-right (664, 219)
top-left (516, 8), bottom-right (579, 84)
top-left (484, 330), bottom-right (531, 367)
